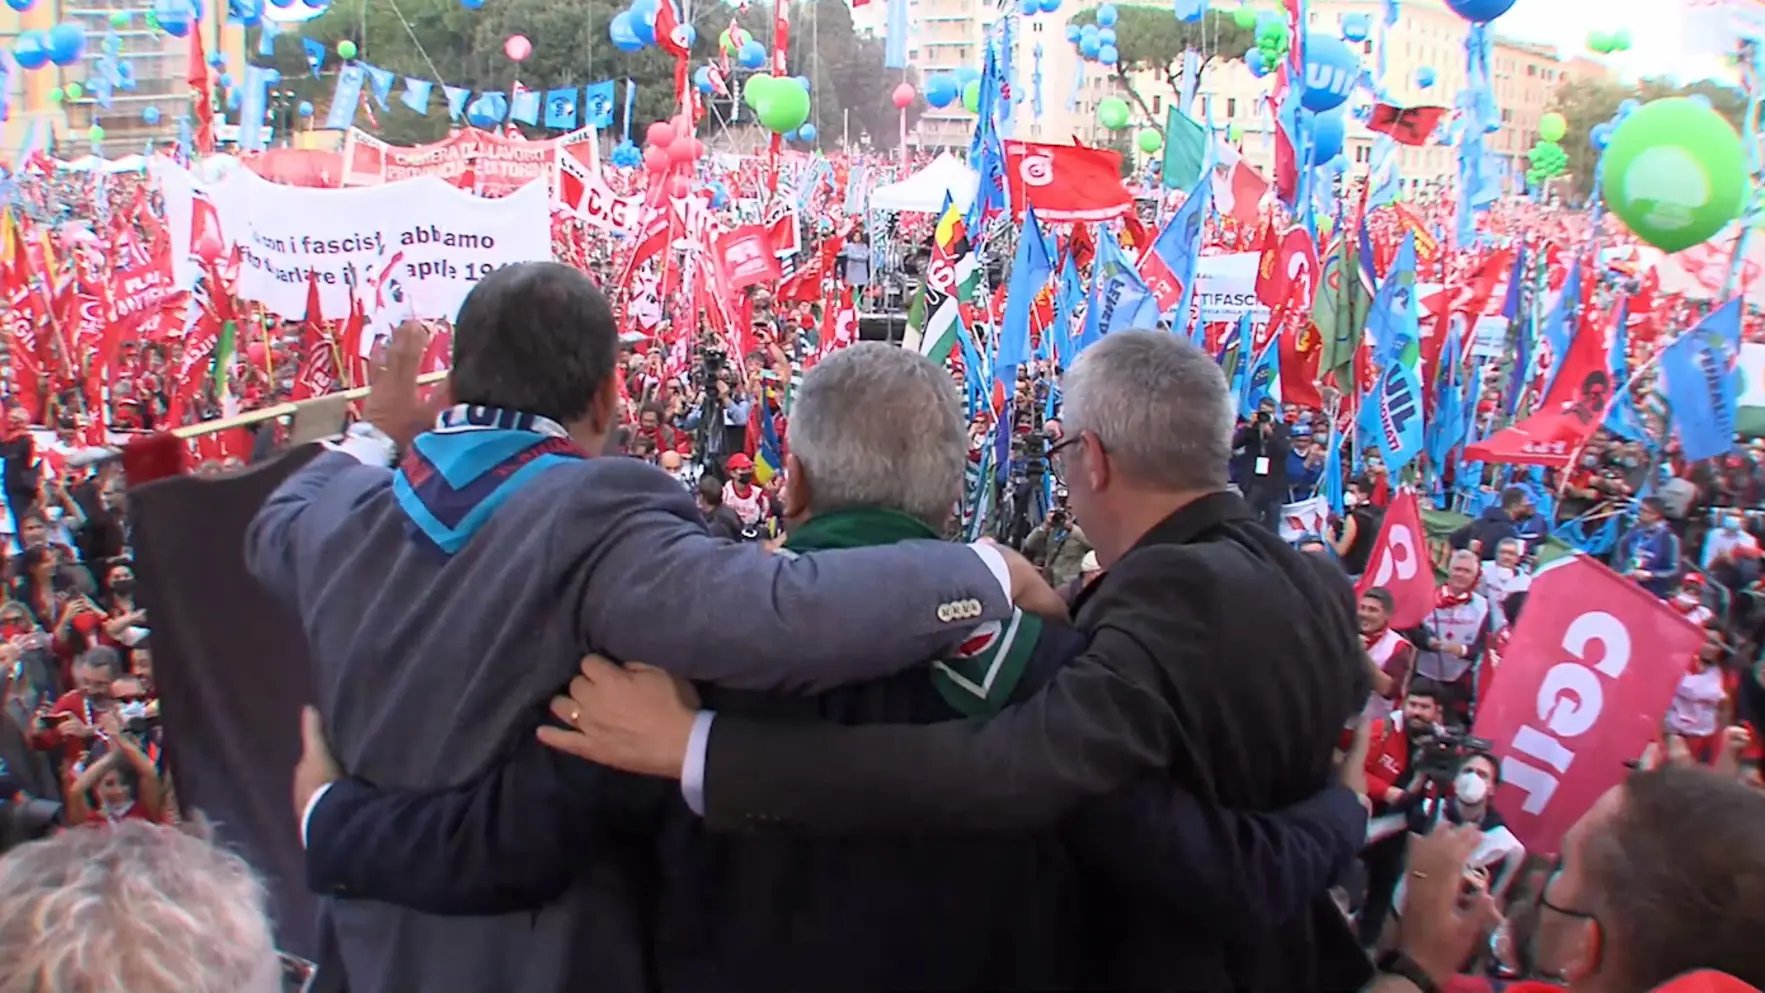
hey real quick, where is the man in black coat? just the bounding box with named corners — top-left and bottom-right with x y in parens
top-left (549, 332), bottom-right (1375, 992)
top-left (1450, 485), bottom-right (1530, 561)
top-left (295, 343), bottom-right (1371, 993)
top-left (1232, 396), bottom-right (1291, 531)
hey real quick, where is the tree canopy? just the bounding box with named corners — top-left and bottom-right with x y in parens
top-left (1550, 75), bottom-right (1749, 199)
top-left (1068, 6), bottom-right (1254, 133)
top-left (251, 0), bottom-right (915, 148)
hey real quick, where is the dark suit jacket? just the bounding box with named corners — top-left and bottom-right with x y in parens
top-left (695, 492), bottom-right (1374, 991)
top-left (305, 621), bottom-right (1367, 992)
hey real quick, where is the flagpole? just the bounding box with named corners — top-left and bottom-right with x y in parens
top-left (168, 370), bottom-right (449, 441)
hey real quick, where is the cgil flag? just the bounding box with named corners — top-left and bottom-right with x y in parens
top-left (903, 197), bottom-right (979, 364)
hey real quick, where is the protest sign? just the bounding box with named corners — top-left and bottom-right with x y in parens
top-left (1471, 556), bottom-right (1703, 855)
top-left (555, 152), bottom-right (645, 233)
top-left (1277, 495), bottom-right (1328, 545)
top-left (1190, 252), bottom-right (1270, 327)
top-left (341, 126), bottom-right (599, 195)
top-left (156, 157), bottom-right (551, 321)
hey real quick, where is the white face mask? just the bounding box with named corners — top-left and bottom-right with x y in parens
top-left (1343, 493), bottom-right (1359, 508)
top-left (1454, 770), bottom-right (1489, 805)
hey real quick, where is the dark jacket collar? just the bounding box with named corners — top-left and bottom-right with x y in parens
top-left (1071, 490), bottom-right (1252, 615)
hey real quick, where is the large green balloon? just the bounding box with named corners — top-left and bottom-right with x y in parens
top-left (1137, 129), bottom-right (1162, 153)
top-left (1537, 111), bottom-right (1566, 142)
top-left (756, 81), bottom-right (810, 134)
top-left (1098, 96), bottom-right (1130, 131)
top-left (961, 80), bottom-right (980, 114)
top-left (1600, 96), bottom-right (1748, 253)
top-left (744, 73), bottom-right (776, 108)
top-left (1233, 6), bottom-right (1257, 28)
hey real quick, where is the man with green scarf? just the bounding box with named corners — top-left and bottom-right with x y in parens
top-left (296, 343), bottom-right (1368, 992)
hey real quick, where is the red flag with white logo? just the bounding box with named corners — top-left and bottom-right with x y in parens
top-left (1001, 141), bottom-right (1133, 222)
top-left (1355, 488), bottom-right (1435, 629)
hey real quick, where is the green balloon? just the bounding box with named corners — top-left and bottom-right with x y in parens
top-left (1227, 122), bottom-right (1243, 142)
top-left (1098, 96), bottom-right (1130, 131)
top-left (337, 40), bottom-right (358, 60)
top-left (744, 73), bottom-right (771, 108)
top-left (1600, 96), bottom-right (1748, 253)
top-left (1537, 111), bottom-right (1566, 142)
top-left (108, 10), bottom-right (129, 26)
top-left (47, 87), bottom-right (63, 104)
top-left (88, 125), bottom-right (104, 143)
top-left (1233, 6), bottom-right (1257, 28)
top-left (64, 82), bottom-right (82, 101)
top-left (1137, 129), bottom-right (1163, 153)
top-left (1611, 28), bottom-right (1631, 51)
top-left (961, 80), bottom-right (980, 114)
top-left (1586, 30), bottom-right (1611, 53)
top-left (757, 82), bottom-right (810, 133)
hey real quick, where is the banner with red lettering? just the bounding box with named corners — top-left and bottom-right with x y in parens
top-left (341, 127), bottom-right (598, 195)
top-left (554, 152), bottom-right (645, 233)
top-left (1472, 556), bottom-right (1703, 855)
top-left (1355, 488), bottom-right (1434, 628)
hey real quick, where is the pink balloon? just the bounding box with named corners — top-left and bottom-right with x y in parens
top-left (645, 121), bottom-right (676, 148)
top-left (642, 146), bottom-right (670, 172)
top-left (891, 83), bottom-right (915, 109)
top-left (246, 341), bottom-right (267, 365)
top-left (668, 174), bottom-right (692, 198)
top-left (668, 138), bottom-right (696, 163)
top-left (504, 34), bottom-right (531, 61)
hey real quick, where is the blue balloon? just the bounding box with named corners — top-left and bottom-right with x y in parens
top-left (630, 0), bottom-right (657, 17)
top-left (1415, 66), bottom-right (1436, 88)
top-left (263, 68), bottom-right (280, 84)
top-left (631, 6), bottom-right (657, 45)
top-left (3, 0), bottom-right (32, 11)
top-left (610, 11), bottom-right (644, 51)
top-left (1300, 32), bottom-right (1359, 113)
top-left (1590, 121), bottom-right (1612, 150)
top-left (924, 73), bottom-right (959, 108)
top-left (1079, 34), bottom-right (1101, 58)
top-left (694, 65), bottom-right (714, 93)
top-left (1037, 0), bottom-right (1059, 12)
top-left (155, 0), bottom-right (191, 37)
top-left (610, 140), bottom-right (643, 168)
top-left (953, 67), bottom-right (980, 85)
top-left (676, 23), bottom-right (695, 47)
top-left (1064, 24), bottom-right (1080, 42)
top-left (11, 32), bottom-right (47, 71)
top-left (1098, 26), bottom-right (1116, 45)
top-left (1174, 0), bottom-right (1204, 21)
top-left (297, 100), bottom-right (314, 117)
top-left (141, 105), bottom-right (161, 125)
top-left (1341, 12), bottom-right (1371, 42)
top-left (1308, 109), bottom-right (1346, 163)
top-left (1096, 2), bottom-right (1117, 25)
top-left (1443, 0), bottom-right (1515, 21)
top-left (207, 51), bottom-right (225, 68)
top-left (461, 0), bottom-right (483, 7)
top-left (793, 74), bottom-right (810, 90)
top-left (799, 123), bottom-right (817, 141)
top-left (219, 72), bottom-right (232, 88)
top-left (45, 22), bottom-right (84, 67)
top-left (1019, 0), bottom-right (1037, 14)
top-left (783, 129), bottom-right (798, 141)
top-left (737, 39), bottom-right (765, 69)
top-left (1080, 22), bottom-right (1098, 37)
top-left (1098, 43), bottom-right (1118, 65)
top-left (1617, 98), bottom-right (1640, 119)
top-left (1245, 47), bottom-right (1267, 78)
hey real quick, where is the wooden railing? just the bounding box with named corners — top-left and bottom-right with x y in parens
top-left (170, 372), bottom-right (449, 440)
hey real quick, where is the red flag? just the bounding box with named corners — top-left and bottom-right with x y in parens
top-left (1252, 222), bottom-right (1282, 307)
top-left (1366, 104), bottom-right (1448, 147)
top-left (714, 225), bottom-right (783, 292)
top-left (1355, 489), bottom-right (1434, 629)
top-left (653, 0), bottom-right (692, 59)
top-left (1472, 556), bottom-right (1703, 855)
top-left (188, 25), bottom-right (214, 156)
top-left (1001, 141), bottom-right (1133, 222)
top-left (1462, 304), bottom-right (1613, 468)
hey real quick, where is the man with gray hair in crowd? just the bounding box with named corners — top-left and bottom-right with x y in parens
top-left (538, 330), bottom-right (1375, 990)
top-left (0, 821), bottom-right (286, 993)
top-left (297, 339), bottom-right (1372, 992)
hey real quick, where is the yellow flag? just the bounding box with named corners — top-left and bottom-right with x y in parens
top-left (0, 208), bottom-right (15, 271)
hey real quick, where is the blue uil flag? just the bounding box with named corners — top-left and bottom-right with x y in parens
top-left (1357, 234), bottom-right (1425, 475)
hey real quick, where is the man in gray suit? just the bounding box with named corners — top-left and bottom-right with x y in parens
top-left (246, 262), bottom-right (1055, 993)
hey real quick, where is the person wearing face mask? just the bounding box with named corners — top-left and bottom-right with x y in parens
top-left (719, 453), bottom-right (771, 529)
top-left (99, 559), bottom-right (147, 653)
top-left (1477, 539), bottom-right (1530, 634)
top-left (1400, 753), bottom-right (1524, 905)
top-left (1357, 682), bottom-right (1451, 946)
top-left (1335, 477), bottom-right (1385, 577)
top-left (1703, 512), bottom-right (1760, 581)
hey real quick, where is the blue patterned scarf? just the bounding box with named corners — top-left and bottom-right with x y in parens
top-left (392, 405), bottom-right (585, 554)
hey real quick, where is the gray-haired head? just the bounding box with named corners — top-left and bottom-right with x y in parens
top-left (0, 821), bottom-right (280, 993)
top-left (1061, 330), bottom-right (1233, 491)
top-left (789, 342), bottom-right (966, 528)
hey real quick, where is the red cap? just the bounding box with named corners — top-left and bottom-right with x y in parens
top-left (725, 453), bottom-right (753, 470)
top-left (1652, 972), bottom-right (1762, 993)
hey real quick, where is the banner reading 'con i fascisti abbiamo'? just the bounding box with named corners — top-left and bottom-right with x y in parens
top-left (151, 157), bottom-right (551, 324)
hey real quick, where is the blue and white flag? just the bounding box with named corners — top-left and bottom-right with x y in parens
top-left (1660, 298), bottom-right (1742, 461)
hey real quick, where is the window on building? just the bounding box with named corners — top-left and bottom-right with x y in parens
top-left (1356, 144), bottom-right (1370, 164)
top-left (1153, 94), bottom-right (1163, 114)
top-left (1227, 97), bottom-right (1237, 117)
top-left (1526, 64), bottom-right (1536, 77)
top-left (1502, 108), bottom-right (1512, 122)
top-left (1032, 19), bottom-right (1042, 31)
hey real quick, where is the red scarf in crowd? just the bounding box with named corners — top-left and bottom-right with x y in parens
top-left (1436, 585), bottom-right (1475, 610)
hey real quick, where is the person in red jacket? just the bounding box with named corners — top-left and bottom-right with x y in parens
top-left (1358, 681), bottom-right (1449, 947)
top-left (29, 646), bottom-right (122, 779)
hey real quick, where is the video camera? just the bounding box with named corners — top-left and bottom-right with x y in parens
top-left (1411, 725), bottom-right (1495, 792)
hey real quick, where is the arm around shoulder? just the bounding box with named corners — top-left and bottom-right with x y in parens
top-left (565, 457), bottom-right (1015, 694)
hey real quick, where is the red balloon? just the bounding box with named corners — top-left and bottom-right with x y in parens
top-left (645, 121), bottom-right (676, 148)
top-left (642, 146), bottom-right (670, 172)
top-left (246, 341), bottom-right (267, 365)
top-left (891, 83), bottom-right (915, 109)
top-left (668, 138), bottom-right (696, 163)
top-left (668, 174), bottom-right (692, 198)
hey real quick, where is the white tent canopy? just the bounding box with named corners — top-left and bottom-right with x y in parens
top-left (867, 152), bottom-right (978, 214)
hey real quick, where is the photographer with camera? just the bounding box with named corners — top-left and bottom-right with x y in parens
top-left (681, 343), bottom-right (752, 478)
top-left (1231, 397), bottom-right (1291, 531)
top-left (1022, 497), bottom-right (1092, 589)
top-left (1357, 681), bottom-right (1451, 946)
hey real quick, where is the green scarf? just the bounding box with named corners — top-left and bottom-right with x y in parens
top-left (783, 507), bottom-right (1040, 717)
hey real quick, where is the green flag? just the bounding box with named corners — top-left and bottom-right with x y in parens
top-left (1162, 107), bottom-right (1208, 190)
top-left (211, 319), bottom-right (237, 402)
top-left (1312, 231), bottom-right (1372, 388)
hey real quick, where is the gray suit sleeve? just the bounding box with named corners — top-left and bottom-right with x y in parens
top-left (699, 619), bottom-right (1185, 833)
top-left (563, 458), bottom-right (1013, 694)
top-left (244, 450), bottom-right (389, 607)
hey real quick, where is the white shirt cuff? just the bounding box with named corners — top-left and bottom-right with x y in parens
top-left (680, 710), bottom-right (715, 817)
top-left (299, 780), bottom-right (336, 849)
top-left (966, 542), bottom-right (1014, 603)
top-left (322, 423), bottom-right (398, 467)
